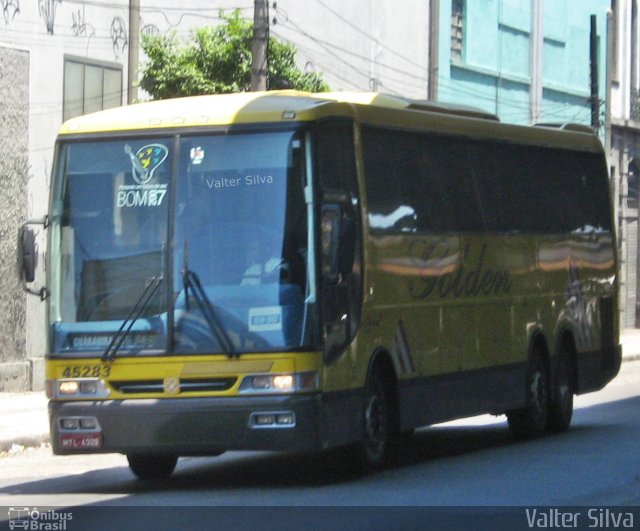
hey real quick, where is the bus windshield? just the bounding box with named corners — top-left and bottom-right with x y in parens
top-left (48, 129), bottom-right (315, 356)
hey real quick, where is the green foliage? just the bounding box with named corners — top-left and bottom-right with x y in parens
top-left (139, 10), bottom-right (329, 100)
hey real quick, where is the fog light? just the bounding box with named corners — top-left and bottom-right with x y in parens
top-left (255, 414), bottom-right (275, 425)
top-left (79, 418), bottom-right (98, 430)
top-left (276, 413), bottom-right (295, 425)
top-left (60, 418), bottom-right (79, 430)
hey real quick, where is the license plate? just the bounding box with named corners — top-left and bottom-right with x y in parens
top-left (60, 433), bottom-right (102, 450)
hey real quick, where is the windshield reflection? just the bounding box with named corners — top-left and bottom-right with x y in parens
top-left (49, 139), bottom-right (170, 353)
top-left (173, 130), bottom-right (311, 354)
top-left (48, 129), bottom-right (315, 356)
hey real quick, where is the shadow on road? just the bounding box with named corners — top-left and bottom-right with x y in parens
top-left (1, 395), bottom-right (638, 496)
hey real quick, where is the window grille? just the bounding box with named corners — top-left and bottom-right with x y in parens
top-left (451, 0), bottom-right (464, 61)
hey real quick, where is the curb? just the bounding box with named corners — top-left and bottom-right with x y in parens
top-left (0, 434), bottom-right (50, 454)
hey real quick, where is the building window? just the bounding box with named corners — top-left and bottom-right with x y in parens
top-left (63, 57), bottom-right (122, 122)
top-left (451, 0), bottom-right (464, 62)
top-left (629, 157), bottom-right (640, 201)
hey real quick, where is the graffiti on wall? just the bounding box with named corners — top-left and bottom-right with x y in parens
top-left (38, 0), bottom-right (60, 34)
top-left (2, 0), bottom-right (19, 23)
top-left (71, 7), bottom-right (95, 37)
top-left (140, 18), bottom-right (160, 38)
top-left (110, 16), bottom-right (127, 59)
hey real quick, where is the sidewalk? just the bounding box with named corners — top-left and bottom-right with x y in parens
top-left (0, 391), bottom-right (48, 453)
top-left (2, 331), bottom-right (640, 453)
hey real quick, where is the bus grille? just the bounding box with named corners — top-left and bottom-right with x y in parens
top-left (110, 377), bottom-right (237, 394)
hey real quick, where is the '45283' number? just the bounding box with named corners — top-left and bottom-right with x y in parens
top-left (62, 365), bottom-right (111, 378)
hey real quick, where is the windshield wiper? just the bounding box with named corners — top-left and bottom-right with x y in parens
top-left (182, 269), bottom-right (238, 358)
top-left (102, 275), bottom-right (163, 362)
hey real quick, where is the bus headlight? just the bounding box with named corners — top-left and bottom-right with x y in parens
top-left (46, 378), bottom-right (110, 400)
top-left (239, 371), bottom-right (318, 394)
top-left (273, 375), bottom-right (294, 390)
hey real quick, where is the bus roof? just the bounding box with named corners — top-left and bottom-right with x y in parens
top-left (58, 91), bottom-right (375, 134)
top-left (58, 90), bottom-right (602, 152)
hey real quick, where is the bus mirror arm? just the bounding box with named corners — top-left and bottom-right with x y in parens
top-left (18, 217), bottom-right (49, 300)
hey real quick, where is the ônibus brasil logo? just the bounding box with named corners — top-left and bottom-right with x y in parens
top-left (8, 507), bottom-right (73, 530)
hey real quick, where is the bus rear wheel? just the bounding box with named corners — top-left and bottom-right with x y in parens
top-left (547, 345), bottom-right (574, 433)
top-left (127, 454), bottom-right (178, 480)
top-left (507, 349), bottom-right (549, 440)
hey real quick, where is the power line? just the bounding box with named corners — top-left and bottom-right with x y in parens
top-left (278, 21), bottom-right (429, 85)
top-left (274, 19), bottom-right (376, 88)
top-left (310, 0), bottom-right (428, 74)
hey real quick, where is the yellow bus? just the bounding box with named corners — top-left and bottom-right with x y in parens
top-left (20, 91), bottom-right (621, 479)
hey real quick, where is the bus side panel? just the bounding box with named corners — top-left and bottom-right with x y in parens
top-left (397, 362), bottom-right (526, 429)
top-left (576, 296), bottom-right (622, 394)
top-left (558, 232), bottom-right (621, 394)
top-left (366, 233), bottom-right (533, 430)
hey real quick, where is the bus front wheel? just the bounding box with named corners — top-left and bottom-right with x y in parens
top-left (507, 349), bottom-right (549, 439)
top-left (357, 367), bottom-right (396, 470)
top-left (127, 454), bottom-right (178, 480)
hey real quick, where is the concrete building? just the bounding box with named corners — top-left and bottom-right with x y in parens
top-left (0, 45), bottom-right (29, 390)
top-left (436, 0), bottom-right (610, 127)
top-left (0, 0), bottom-right (632, 389)
top-left (610, 0), bottom-right (640, 328)
top-left (0, 0), bottom-right (228, 389)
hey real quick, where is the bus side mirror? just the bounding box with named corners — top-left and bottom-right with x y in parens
top-left (321, 205), bottom-right (340, 283)
top-left (321, 204), bottom-right (355, 282)
top-left (19, 225), bottom-right (37, 283)
top-left (337, 218), bottom-right (355, 276)
top-left (18, 218), bottom-right (49, 300)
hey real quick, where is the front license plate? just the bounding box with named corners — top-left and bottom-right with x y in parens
top-left (60, 433), bottom-right (102, 450)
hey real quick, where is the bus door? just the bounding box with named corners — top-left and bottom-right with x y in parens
top-left (314, 122), bottom-right (362, 366)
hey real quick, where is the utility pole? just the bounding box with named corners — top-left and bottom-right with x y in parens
top-left (590, 14), bottom-right (600, 130)
top-left (605, 10), bottom-right (613, 153)
top-left (128, 0), bottom-right (140, 104)
top-left (427, 0), bottom-right (439, 100)
top-left (251, 0), bottom-right (269, 91)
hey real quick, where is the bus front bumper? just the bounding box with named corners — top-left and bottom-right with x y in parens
top-left (49, 394), bottom-right (325, 456)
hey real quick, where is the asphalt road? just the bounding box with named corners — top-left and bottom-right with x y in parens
top-left (1, 362), bottom-right (639, 530)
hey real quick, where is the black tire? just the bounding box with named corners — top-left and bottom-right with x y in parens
top-left (127, 454), bottom-right (178, 480)
top-left (547, 345), bottom-right (574, 433)
top-left (507, 349), bottom-right (549, 440)
top-left (357, 368), bottom-right (395, 470)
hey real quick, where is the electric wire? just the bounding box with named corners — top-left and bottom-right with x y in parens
top-left (2, 3), bottom-right (600, 129)
top-left (277, 10), bottom-right (596, 123)
top-left (310, 0), bottom-right (429, 75)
